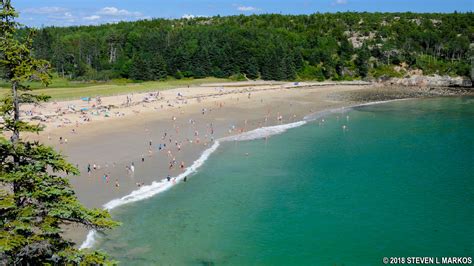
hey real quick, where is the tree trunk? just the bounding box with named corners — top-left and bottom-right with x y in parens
top-left (11, 81), bottom-right (20, 144)
top-left (12, 81), bottom-right (21, 196)
top-left (109, 44), bottom-right (117, 63)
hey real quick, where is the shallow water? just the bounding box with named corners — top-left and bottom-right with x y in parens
top-left (96, 97), bottom-right (474, 265)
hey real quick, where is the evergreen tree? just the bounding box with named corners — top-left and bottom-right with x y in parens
top-left (260, 52), bottom-right (273, 80)
top-left (283, 54), bottom-right (296, 80)
top-left (11, 11), bottom-right (474, 81)
top-left (0, 1), bottom-right (118, 264)
top-left (149, 54), bottom-right (168, 80)
top-left (244, 57), bottom-right (259, 80)
top-left (193, 48), bottom-right (211, 78)
top-left (355, 44), bottom-right (370, 78)
top-left (32, 29), bottom-right (52, 61)
top-left (129, 55), bottom-right (149, 80)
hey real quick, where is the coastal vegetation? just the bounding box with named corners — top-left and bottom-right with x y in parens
top-left (0, 76), bottom-right (229, 100)
top-left (0, 1), bottom-right (118, 264)
top-left (27, 12), bottom-right (473, 82)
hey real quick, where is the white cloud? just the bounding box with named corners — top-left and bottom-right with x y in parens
top-left (22, 6), bottom-right (68, 14)
top-left (84, 15), bottom-right (101, 21)
top-left (98, 7), bottom-right (142, 17)
top-left (47, 11), bottom-right (75, 22)
top-left (237, 6), bottom-right (257, 12)
top-left (22, 6), bottom-right (75, 24)
top-left (20, 5), bottom-right (148, 26)
top-left (333, 0), bottom-right (348, 5)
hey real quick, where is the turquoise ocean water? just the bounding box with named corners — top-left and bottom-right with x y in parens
top-left (96, 97), bottom-right (474, 265)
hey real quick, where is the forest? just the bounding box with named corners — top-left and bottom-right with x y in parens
top-left (28, 12), bottom-right (473, 82)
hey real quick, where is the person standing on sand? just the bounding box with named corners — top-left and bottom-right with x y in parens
top-left (87, 164), bottom-right (91, 175)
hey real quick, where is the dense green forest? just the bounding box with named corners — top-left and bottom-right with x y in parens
top-left (29, 12), bottom-right (473, 82)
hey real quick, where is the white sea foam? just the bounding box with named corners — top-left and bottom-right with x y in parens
top-left (80, 98), bottom-right (408, 249)
top-left (303, 107), bottom-right (350, 121)
top-left (303, 99), bottom-right (412, 121)
top-left (220, 121), bottom-right (307, 142)
top-left (80, 141), bottom-right (220, 249)
top-left (80, 230), bottom-right (97, 249)
top-left (79, 121), bottom-right (309, 249)
top-left (104, 141), bottom-right (220, 210)
top-left (355, 98), bottom-right (413, 107)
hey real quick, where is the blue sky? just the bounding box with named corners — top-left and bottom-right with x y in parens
top-left (13, 0), bottom-right (474, 27)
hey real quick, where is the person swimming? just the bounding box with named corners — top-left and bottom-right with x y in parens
top-left (167, 175), bottom-right (171, 182)
top-left (183, 176), bottom-right (187, 182)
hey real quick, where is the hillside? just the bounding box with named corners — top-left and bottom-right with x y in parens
top-left (29, 12), bottom-right (474, 82)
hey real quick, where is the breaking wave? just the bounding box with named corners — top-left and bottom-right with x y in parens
top-left (80, 99), bottom-right (405, 249)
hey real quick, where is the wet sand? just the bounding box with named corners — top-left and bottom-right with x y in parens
top-left (25, 81), bottom-right (454, 244)
top-left (29, 82), bottom-right (374, 208)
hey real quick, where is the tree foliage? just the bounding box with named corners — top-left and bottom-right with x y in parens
top-left (27, 12), bottom-right (474, 81)
top-left (0, 1), bottom-right (118, 264)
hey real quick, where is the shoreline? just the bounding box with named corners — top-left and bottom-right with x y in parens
top-left (78, 99), bottom-right (380, 249)
top-left (19, 81), bottom-right (471, 247)
top-left (79, 94), bottom-right (470, 250)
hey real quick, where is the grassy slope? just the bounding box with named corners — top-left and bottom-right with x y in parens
top-left (0, 77), bottom-right (231, 100)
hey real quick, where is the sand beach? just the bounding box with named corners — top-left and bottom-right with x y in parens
top-left (19, 81), bottom-right (470, 244)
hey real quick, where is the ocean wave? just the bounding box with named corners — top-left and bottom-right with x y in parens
top-left (80, 99), bottom-right (406, 249)
top-left (80, 141), bottom-right (221, 249)
top-left (101, 121), bottom-right (308, 213)
top-left (80, 121), bottom-right (309, 249)
top-left (219, 121), bottom-right (307, 142)
top-left (80, 230), bottom-right (97, 249)
top-left (303, 99), bottom-right (412, 121)
top-left (303, 107), bottom-right (350, 121)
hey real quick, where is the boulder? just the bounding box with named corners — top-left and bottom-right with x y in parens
top-left (386, 75), bottom-right (472, 88)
